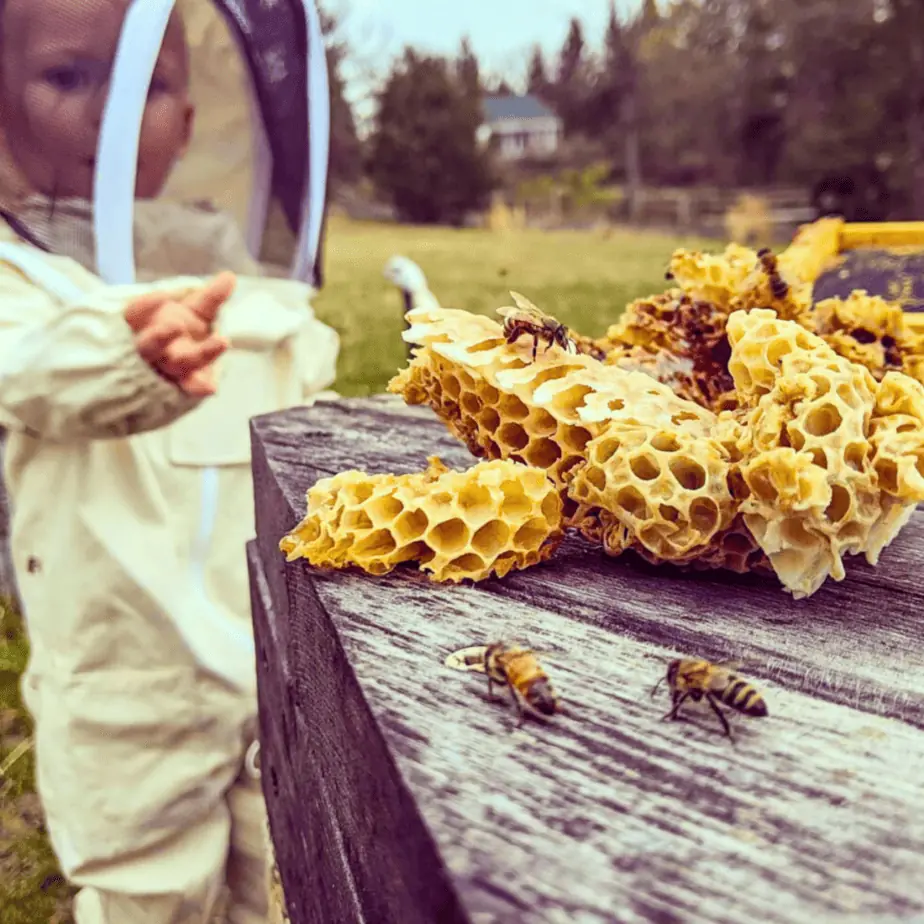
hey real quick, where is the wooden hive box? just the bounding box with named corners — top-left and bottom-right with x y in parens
top-left (248, 394), bottom-right (924, 924)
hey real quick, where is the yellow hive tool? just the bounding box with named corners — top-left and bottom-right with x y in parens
top-left (812, 222), bottom-right (924, 332)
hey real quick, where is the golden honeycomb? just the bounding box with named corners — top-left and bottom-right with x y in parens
top-left (388, 301), bottom-right (716, 522)
top-left (567, 424), bottom-right (736, 564)
top-left (280, 456), bottom-right (563, 583)
top-left (810, 290), bottom-right (924, 387)
top-left (599, 292), bottom-right (738, 411)
top-left (726, 308), bottom-right (924, 597)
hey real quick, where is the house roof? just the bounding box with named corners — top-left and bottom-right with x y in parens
top-left (482, 94), bottom-right (558, 123)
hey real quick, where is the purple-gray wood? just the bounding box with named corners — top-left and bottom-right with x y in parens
top-left (249, 394), bottom-right (924, 924)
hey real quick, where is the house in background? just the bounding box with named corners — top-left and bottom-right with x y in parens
top-left (478, 94), bottom-right (562, 161)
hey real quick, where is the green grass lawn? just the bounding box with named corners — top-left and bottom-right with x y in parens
top-left (0, 217), bottom-right (720, 922)
top-left (311, 217), bottom-right (718, 397)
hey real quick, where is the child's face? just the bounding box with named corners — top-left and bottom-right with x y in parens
top-left (0, 0), bottom-right (194, 200)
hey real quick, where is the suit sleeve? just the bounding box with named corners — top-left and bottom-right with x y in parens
top-left (0, 261), bottom-right (203, 441)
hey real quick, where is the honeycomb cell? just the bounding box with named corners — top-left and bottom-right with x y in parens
top-left (427, 518), bottom-right (470, 555)
top-left (629, 454), bottom-right (659, 481)
top-left (669, 458), bottom-right (706, 491)
top-left (615, 486), bottom-right (648, 519)
top-left (394, 508), bottom-right (429, 543)
top-left (498, 422), bottom-right (530, 451)
top-left (478, 407), bottom-right (501, 432)
top-left (472, 521), bottom-right (510, 558)
top-left (461, 392), bottom-right (482, 415)
top-left (499, 394), bottom-right (529, 420)
top-left (804, 403), bottom-right (843, 437)
top-left (528, 408), bottom-right (558, 436)
top-left (651, 432), bottom-right (680, 453)
top-left (525, 438), bottom-right (562, 469)
top-left (513, 518), bottom-right (550, 552)
top-left (366, 495), bottom-right (405, 526)
top-left (562, 426), bottom-right (592, 452)
top-left (342, 508), bottom-right (374, 531)
top-left (352, 529), bottom-right (398, 558)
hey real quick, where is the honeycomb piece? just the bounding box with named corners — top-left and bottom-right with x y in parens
top-left (811, 291), bottom-right (907, 379)
top-left (726, 307), bottom-right (840, 404)
top-left (600, 291), bottom-right (737, 411)
top-left (567, 423), bottom-right (736, 563)
top-left (869, 371), bottom-right (924, 502)
top-left (727, 308), bottom-right (924, 597)
top-left (280, 456), bottom-right (564, 583)
top-left (389, 300), bottom-right (716, 522)
top-left (667, 244), bottom-right (758, 309)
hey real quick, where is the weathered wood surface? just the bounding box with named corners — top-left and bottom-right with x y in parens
top-left (250, 395), bottom-right (924, 924)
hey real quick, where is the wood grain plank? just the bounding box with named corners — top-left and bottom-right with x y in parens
top-left (303, 561), bottom-right (924, 924)
top-left (252, 399), bottom-right (924, 727)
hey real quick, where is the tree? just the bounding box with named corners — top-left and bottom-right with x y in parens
top-left (526, 45), bottom-right (550, 99)
top-left (318, 6), bottom-right (362, 187)
top-left (736, 0), bottom-right (788, 185)
top-left (367, 49), bottom-right (494, 225)
top-left (552, 18), bottom-right (592, 135)
top-left (456, 36), bottom-right (481, 100)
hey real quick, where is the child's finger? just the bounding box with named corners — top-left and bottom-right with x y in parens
top-left (124, 290), bottom-right (171, 331)
top-left (159, 335), bottom-right (229, 383)
top-left (133, 316), bottom-right (186, 363)
top-left (178, 368), bottom-right (217, 397)
top-left (186, 272), bottom-right (237, 324)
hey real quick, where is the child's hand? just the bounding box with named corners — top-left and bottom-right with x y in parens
top-left (124, 272), bottom-right (236, 397)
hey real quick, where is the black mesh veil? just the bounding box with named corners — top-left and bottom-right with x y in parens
top-left (214, 0), bottom-right (330, 288)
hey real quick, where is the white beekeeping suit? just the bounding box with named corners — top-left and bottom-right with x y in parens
top-left (0, 0), bottom-right (337, 920)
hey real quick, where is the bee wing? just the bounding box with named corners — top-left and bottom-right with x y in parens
top-left (509, 291), bottom-right (541, 316)
top-left (715, 659), bottom-right (745, 673)
top-left (444, 645), bottom-right (489, 672)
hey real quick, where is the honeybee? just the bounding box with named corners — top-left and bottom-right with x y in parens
top-left (651, 657), bottom-right (768, 738)
top-left (498, 292), bottom-right (576, 362)
top-left (769, 274), bottom-right (790, 300)
top-left (756, 248), bottom-right (790, 300)
top-left (483, 641), bottom-right (559, 726)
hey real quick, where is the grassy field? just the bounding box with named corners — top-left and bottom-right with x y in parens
top-left (310, 217), bottom-right (718, 397)
top-left (0, 217), bottom-right (720, 922)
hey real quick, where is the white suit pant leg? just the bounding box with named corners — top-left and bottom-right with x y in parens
top-left (70, 773), bottom-right (271, 924)
top-left (71, 800), bottom-right (232, 924)
top-left (224, 771), bottom-right (271, 924)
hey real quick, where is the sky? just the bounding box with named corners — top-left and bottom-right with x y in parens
top-left (333, 0), bottom-right (642, 122)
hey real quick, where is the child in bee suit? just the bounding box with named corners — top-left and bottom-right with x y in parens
top-left (0, 0), bottom-right (338, 920)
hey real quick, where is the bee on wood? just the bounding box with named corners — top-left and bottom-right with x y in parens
top-left (498, 292), bottom-right (576, 362)
top-left (651, 658), bottom-right (768, 738)
top-left (483, 641), bottom-right (559, 726)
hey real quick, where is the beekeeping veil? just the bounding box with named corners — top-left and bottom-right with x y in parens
top-left (0, 0), bottom-right (330, 288)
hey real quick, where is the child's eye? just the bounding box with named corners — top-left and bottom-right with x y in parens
top-left (43, 62), bottom-right (107, 93)
top-left (43, 66), bottom-right (91, 92)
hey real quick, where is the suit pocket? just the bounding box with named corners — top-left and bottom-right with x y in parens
top-left (167, 347), bottom-right (298, 468)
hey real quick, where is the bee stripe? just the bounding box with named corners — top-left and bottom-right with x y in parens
top-left (724, 680), bottom-right (752, 709)
top-left (741, 690), bottom-right (766, 715)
